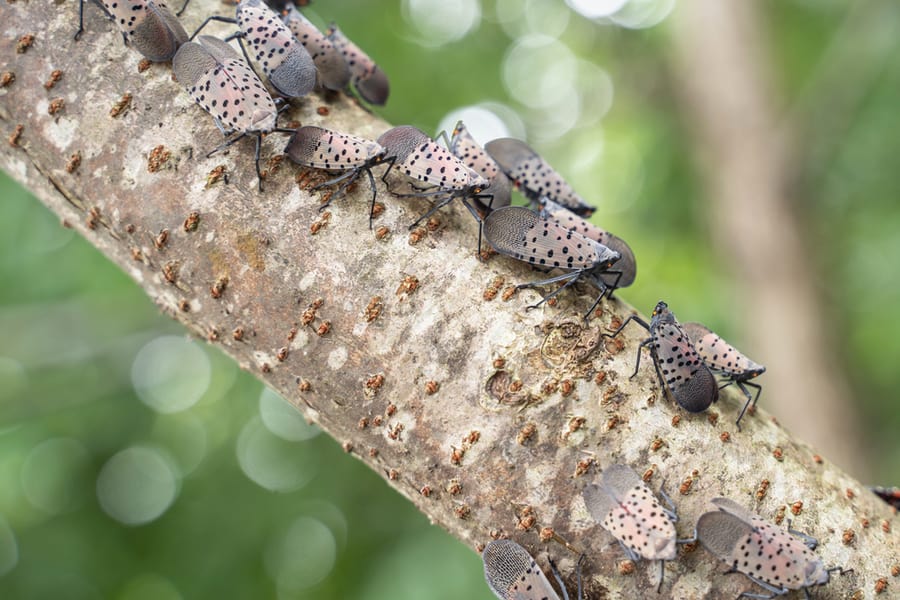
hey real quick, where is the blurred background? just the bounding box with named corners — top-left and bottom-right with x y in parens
top-left (2, 0), bottom-right (899, 598)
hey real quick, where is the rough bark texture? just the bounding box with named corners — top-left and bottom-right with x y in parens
top-left (1, 2), bottom-right (897, 598)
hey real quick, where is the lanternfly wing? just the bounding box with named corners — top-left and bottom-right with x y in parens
top-left (482, 540), bottom-right (561, 600)
top-left (697, 498), bottom-right (829, 591)
top-left (483, 207), bottom-right (608, 271)
top-left (284, 126), bottom-right (383, 170)
top-left (681, 322), bottom-right (765, 379)
top-left (282, 6), bottom-right (350, 91)
top-left (236, 0), bottom-right (316, 98)
top-left (449, 121), bottom-right (512, 209)
top-left (98, 0), bottom-right (188, 61)
top-left (541, 199), bottom-right (636, 287)
top-left (649, 303), bottom-right (719, 413)
top-left (326, 24), bottom-right (389, 105)
top-left (377, 126), bottom-right (474, 191)
top-left (485, 138), bottom-right (596, 216)
top-left (173, 35), bottom-right (277, 134)
top-left (583, 465), bottom-right (677, 561)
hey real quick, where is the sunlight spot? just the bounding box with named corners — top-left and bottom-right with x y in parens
top-left (265, 517), bottom-right (336, 592)
top-left (237, 417), bottom-right (318, 492)
top-left (131, 336), bottom-right (211, 414)
top-left (403, 0), bottom-right (481, 47)
top-left (97, 446), bottom-right (179, 525)
top-left (259, 387), bottom-right (320, 442)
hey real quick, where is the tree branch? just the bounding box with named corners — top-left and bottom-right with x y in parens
top-left (0, 2), bottom-right (895, 597)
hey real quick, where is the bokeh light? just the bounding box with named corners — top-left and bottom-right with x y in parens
top-left (502, 34), bottom-right (579, 110)
top-left (236, 417), bottom-right (318, 492)
top-left (21, 437), bottom-right (90, 515)
top-left (293, 500), bottom-right (349, 550)
top-left (402, 0), bottom-right (481, 47)
top-left (565, 0), bottom-right (629, 19)
top-left (437, 104), bottom-right (512, 147)
top-left (496, 0), bottom-right (570, 39)
top-left (263, 516), bottom-right (336, 593)
top-left (131, 336), bottom-right (211, 414)
top-left (609, 0), bottom-right (676, 29)
top-left (258, 387), bottom-right (321, 442)
top-left (96, 446), bottom-right (180, 526)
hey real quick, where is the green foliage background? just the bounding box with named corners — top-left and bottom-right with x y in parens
top-left (1, 1), bottom-right (899, 598)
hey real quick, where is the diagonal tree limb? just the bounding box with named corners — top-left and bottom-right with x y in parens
top-left (0, 2), bottom-right (896, 598)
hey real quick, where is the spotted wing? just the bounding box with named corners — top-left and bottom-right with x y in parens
top-left (700, 509), bottom-right (821, 591)
top-left (450, 122), bottom-right (512, 209)
top-left (282, 6), bottom-right (350, 91)
top-left (696, 510), bottom-right (756, 568)
top-left (177, 36), bottom-right (277, 134)
top-left (483, 207), bottom-right (606, 271)
top-left (486, 138), bottom-right (595, 216)
top-left (542, 199), bottom-right (636, 287)
top-left (401, 140), bottom-right (472, 190)
top-left (100, 0), bottom-right (147, 38)
top-left (102, 0), bottom-right (187, 61)
top-left (511, 156), bottom-right (593, 215)
top-left (651, 316), bottom-right (718, 413)
top-left (326, 24), bottom-right (373, 80)
top-left (237, 0), bottom-right (316, 97)
top-left (451, 122), bottom-right (501, 181)
top-left (583, 483), bottom-right (617, 525)
top-left (681, 322), bottom-right (765, 378)
top-left (482, 540), bottom-right (561, 600)
top-left (327, 24), bottom-right (389, 104)
top-left (284, 126), bottom-right (382, 170)
top-left (598, 465), bottom-right (677, 561)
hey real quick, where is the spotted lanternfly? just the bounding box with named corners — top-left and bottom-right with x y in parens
top-left (605, 301), bottom-right (718, 413)
top-left (481, 206), bottom-right (621, 320)
top-left (485, 137), bottom-right (596, 218)
top-left (173, 35), bottom-right (290, 190)
top-left (582, 464), bottom-right (681, 592)
top-left (870, 486), bottom-right (900, 510)
top-left (377, 125), bottom-right (490, 229)
top-left (281, 6), bottom-right (350, 92)
top-left (540, 198), bottom-right (635, 291)
top-left (191, 0), bottom-right (316, 98)
top-left (326, 24), bottom-right (389, 106)
top-left (482, 539), bottom-right (580, 600)
top-left (447, 120), bottom-right (512, 213)
top-left (261, 0), bottom-right (307, 10)
top-left (75, 0), bottom-right (189, 62)
top-left (696, 497), bottom-right (847, 599)
top-left (284, 126), bottom-right (390, 228)
top-left (681, 322), bottom-right (766, 431)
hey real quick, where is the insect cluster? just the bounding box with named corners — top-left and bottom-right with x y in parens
top-left (485, 465), bottom-right (849, 600)
top-left (66, 2), bottom-right (875, 598)
top-left (74, 3), bottom-right (765, 434)
top-left (76, 0), bottom-right (389, 191)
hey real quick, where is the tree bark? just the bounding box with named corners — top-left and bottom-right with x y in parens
top-left (1, 2), bottom-right (896, 598)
